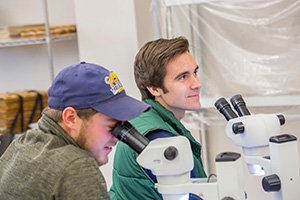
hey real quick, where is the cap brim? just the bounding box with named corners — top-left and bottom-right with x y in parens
top-left (92, 95), bottom-right (150, 121)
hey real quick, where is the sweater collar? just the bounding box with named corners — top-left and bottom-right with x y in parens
top-left (37, 114), bottom-right (80, 147)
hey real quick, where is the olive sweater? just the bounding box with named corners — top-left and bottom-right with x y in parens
top-left (0, 114), bottom-right (110, 200)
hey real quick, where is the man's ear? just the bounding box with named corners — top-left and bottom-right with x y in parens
top-left (146, 86), bottom-right (162, 97)
top-left (61, 107), bottom-right (78, 129)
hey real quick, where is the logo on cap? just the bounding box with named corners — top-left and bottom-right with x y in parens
top-left (105, 72), bottom-right (124, 95)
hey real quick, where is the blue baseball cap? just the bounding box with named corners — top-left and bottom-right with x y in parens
top-left (48, 62), bottom-right (150, 121)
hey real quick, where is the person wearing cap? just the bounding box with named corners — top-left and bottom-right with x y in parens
top-left (0, 62), bottom-right (149, 200)
top-left (109, 37), bottom-right (207, 200)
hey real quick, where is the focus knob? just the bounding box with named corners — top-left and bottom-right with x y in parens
top-left (164, 146), bottom-right (178, 160)
top-left (262, 174), bottom-right (281, 192)
top-left (232, 122), bottom-right (245, 134)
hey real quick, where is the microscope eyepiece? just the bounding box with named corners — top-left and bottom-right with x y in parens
top-left (112, 121), bottom-right (149, 154)
top-left (215, 97), bottom-right (238, 121)
top-left (230, 94), bottom-right (251, 116)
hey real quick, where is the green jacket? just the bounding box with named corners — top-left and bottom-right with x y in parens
top-left (109, 99), bottom-right (206, 200)
top-left (0, 115), bottom-right (110, 200)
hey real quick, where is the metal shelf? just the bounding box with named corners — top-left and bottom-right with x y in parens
top-left (0, 0), bottom-right (77, 81)
top-left (0, 33), bottom-right (77, 48)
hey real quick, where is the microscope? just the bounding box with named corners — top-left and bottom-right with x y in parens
top-left (215, 94), bottom-right (300, 200)
top-left (112, 94), bottom-right (300, 200)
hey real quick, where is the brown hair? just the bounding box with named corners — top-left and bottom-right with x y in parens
top-left (134, 36), bottom-right (190, 100)
top-left (43, 107), bottom-right (97, 122)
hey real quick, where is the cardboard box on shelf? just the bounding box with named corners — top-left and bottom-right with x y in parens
top-left (0, 24), bottom-right (76, 39)
top-left (0, 90), bottom-right (48, 134)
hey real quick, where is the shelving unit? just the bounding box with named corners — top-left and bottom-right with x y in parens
top-left (0, 0), bottom-right (77, 81)
top-left (0, 0), bottom-right (78, 140)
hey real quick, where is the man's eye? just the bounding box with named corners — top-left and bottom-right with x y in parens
top-left (194, 66), bottom-right (199, 75)
top-left (177, 74), bottom-right (187, 80)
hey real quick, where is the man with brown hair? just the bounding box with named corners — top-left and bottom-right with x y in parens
top-left (110, 37), bottom-right (207, 200)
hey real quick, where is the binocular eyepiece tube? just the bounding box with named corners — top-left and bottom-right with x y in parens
top-left (230, 94), bottom-right (251, 116)
top-left (112, 121), bottom-right (149, 154)
top-left (215, 94), bottom-right (251, 121)
top-left (214, 97), bottom-right (238, 121)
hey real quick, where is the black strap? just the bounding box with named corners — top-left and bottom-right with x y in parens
top-left (9, 94), bottom-right (24, 133)
top-left (27, 90), bottom-right (44, 128)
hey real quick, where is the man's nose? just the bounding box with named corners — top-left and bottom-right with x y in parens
top-left (191, 75), bottom-right (201, 89)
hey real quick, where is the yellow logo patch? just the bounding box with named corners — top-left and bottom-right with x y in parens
top-left (105, 72), bottom-right (124, 95)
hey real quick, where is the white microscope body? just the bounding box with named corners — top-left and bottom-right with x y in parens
top-left (137, 136), bottom-right (246, 200)
top-left (113, 95), bottom-right (300, 200)
top-left (225, 114), bottom-right (300, 200)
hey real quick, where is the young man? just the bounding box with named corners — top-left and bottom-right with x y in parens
top-left (109, 37), bottom-right (207, 199)
top-left (0, 62), bottom-right (150, 200)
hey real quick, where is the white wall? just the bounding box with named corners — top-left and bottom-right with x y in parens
top-left (0, 0), bottom-right (79, 92)
top-left (134, 0), bottom-right (158, 46)
top-left (74, 0), bottom-right (141, 99)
